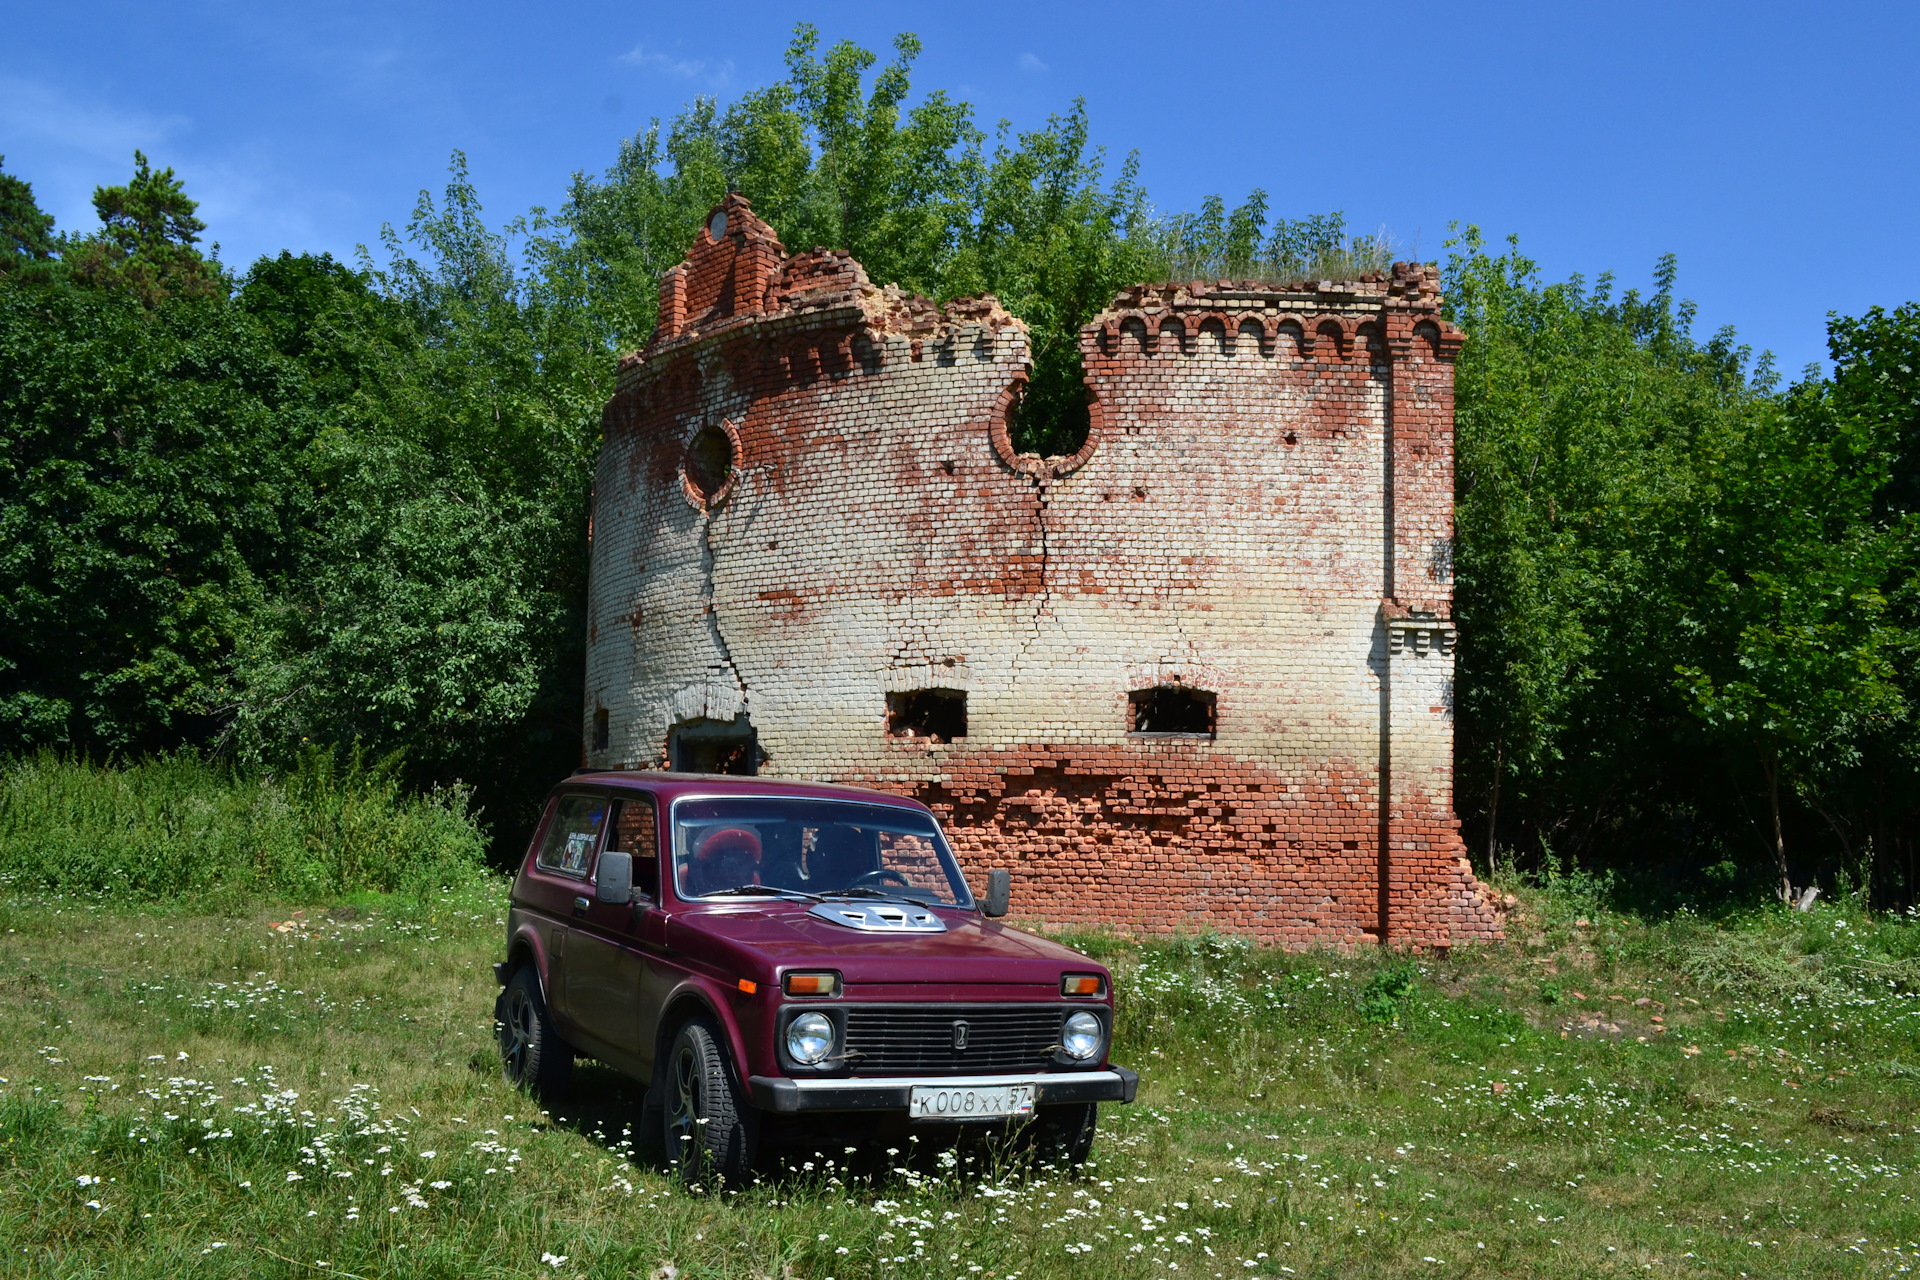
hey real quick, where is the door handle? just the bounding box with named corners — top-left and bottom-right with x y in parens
top-left (573, 896), bottom-right (590, 916)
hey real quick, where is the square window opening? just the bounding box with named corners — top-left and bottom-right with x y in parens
top-left (886, 689), bottom-right (967, 743)
top-left (592, 706), bottom-right (610, 752)
top-left (1129, 685), bottom-right (1216, 738)
top-left (669, 718), bottom-right (759, 775)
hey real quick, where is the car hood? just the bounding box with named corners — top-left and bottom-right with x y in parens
top-left (666, 901), bottom-right (1096, 987)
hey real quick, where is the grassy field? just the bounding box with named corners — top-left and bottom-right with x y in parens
top-left (0, 875), bottom-right (1916, 1279)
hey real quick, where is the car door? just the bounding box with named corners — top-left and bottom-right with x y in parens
top-left (517, 792), bottom-right (610, 1038)
top-left (564, 792), bottom-right (657, 1065)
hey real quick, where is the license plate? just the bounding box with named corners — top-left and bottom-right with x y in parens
top-left (909, 1083), bottom-right (1036, 1120)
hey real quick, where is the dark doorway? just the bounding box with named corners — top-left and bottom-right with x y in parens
top-left (1129, 685), bottom-right (1216, 738)
top-left (669, 717), bottom-right (759, 775)
top-left (886, 689), bottom-right (967, 743)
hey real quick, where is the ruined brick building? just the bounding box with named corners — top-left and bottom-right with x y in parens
top-left (584, 193), bottom-right (1504, 947)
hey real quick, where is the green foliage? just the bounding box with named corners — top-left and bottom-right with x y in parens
top-left (1449, 229), bottom-right (1920, 904)
top-left (0, 267), bottom-right (312, 754)
top-left (8, 26), bottom-right (1920, 891)
top-left (0, 750), bottom-right (488, 901)
top-left (545, 27), bottom-right (1370, 458)
top-left (64, 151), bottom-right (220, 304)
top-left (1675, 370), bottom-right (1907, 898)
top-left (0, 155), bottom-right (56, 272)
top-left (225, 162), bottom-right (597, 837)
top-left (1358, 959), bottom-right (1421, 1024)
top-left (941, 103), bottom-right (1157, 456)
top-left (1148, 194), bottom-right (1393, 286)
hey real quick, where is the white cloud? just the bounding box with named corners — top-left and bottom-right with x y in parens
top-left (0, 75), bottom-right (188, 161)
top-left (1018, 52), bottom-right (1049, 73)
top-left (617, 43), bottom-right (735, 87)
top-left (0, 75), bottom-right (357, 266)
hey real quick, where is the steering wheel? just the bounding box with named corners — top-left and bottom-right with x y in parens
top-left (847, 868), bottom-right (912, 891)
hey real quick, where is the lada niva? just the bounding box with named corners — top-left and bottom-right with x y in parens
top-left (494, 772), bottom-right (1137, 1182)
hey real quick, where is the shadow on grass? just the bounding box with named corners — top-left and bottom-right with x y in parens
top-left (516, 1058), bottom-right (1071, 1189)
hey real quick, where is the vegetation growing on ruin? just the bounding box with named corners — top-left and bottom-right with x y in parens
top-left (1, 878), bottom-right (1915, 1276)
top-left (4, 25), bottom-right (1920, 904)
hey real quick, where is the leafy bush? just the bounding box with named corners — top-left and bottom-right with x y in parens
top-left (1358, 960), bottom-right (1421, 1025)
top-left (0, 750), bottom-right (489, 902)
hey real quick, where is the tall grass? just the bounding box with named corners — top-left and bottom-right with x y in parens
top-left (5, 883), bottom-right (1918, 1275)
top-left (0, 750), bottom-right (490, 902)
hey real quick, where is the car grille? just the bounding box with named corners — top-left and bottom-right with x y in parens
top-left (843, 1004), bottom-right (1067, 1074)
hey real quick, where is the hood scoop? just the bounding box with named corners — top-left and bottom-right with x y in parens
top-left (809, 900), bottom-right (947, 933)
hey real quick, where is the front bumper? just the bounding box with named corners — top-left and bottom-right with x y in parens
top-left (747, 1067), bottom-right (1139, 1115)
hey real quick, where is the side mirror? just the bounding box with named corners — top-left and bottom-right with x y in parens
top-left (595, 850), bottom-right (633, 905)
top-left (983, 867), bottom-right (1010, 918)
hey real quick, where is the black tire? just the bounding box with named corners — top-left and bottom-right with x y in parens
top-left (661, 1017), bottom-right (757, 1187)
top-left (497, 967), bottom-right (572, 1104)
top-left (1024, 1102), bottom-right (1097, 1170)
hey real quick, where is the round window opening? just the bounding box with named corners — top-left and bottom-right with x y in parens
top-left (685, 425), bottom-right (735, 503)
top-left (707, 210), bottom-right (728, 241)
top-left (1006, 365), bottom-right (1093, 459)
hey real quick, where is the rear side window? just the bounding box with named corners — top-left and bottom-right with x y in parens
top-left (607, 794), bottom-right (660, 899)
top-left (534, 795), bottom-right (608, 876)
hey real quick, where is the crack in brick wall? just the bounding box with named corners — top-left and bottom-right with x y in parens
top-left (584, 194), bottom-right (1505, 948)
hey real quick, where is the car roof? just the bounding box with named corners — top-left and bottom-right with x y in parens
top-left (558, 771), bottom-right (932, 812)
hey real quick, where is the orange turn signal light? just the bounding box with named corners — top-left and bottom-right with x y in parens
top-left (1062, 973), bottom-right (1104, 997)
top-left (783, 971), bottom-right (840, 997)
top-left (737, 979), bottom-right (757, 995)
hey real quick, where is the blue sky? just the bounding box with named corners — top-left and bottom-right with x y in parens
top-left (5, 1), bottom-right (1915, 375)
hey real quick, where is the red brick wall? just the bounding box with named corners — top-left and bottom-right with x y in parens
top-left (587, 197), bottom-right (1504, 949)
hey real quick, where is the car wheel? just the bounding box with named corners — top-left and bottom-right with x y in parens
top-left (1024, 1102), bottom-right (1097, 1169)
top-left (661, 1017), bottom-right (757, 1187)
top-left (497, 966), bottom-right (572, 1103)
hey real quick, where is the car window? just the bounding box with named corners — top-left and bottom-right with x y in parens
top-left (606, 795), bottom-right (660, 899)
top-left (670, 797), bottom-right (972, 906)
top-left (534, 794), bottom-right (608, 877)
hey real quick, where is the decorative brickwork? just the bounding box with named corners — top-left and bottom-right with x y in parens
top-left (586, 194), bottom-right (1504, 948)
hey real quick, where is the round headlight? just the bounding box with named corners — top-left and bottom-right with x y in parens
top-left (787, 1012), bottom-right (834, 1065)
top-left (1061, 1010), bottom-right (1103, 1061)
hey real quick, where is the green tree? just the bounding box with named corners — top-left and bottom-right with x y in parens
top-left (66, 151), bottom-right (220, 304)
top-left (0, 156), bottom-right (57, 273)
top-left (1676, 376), bottom-right (1906, 901)
top-left (228, 156), bottom-right (601, 839)
top-left (1449, 233), bottom-right (1766, 885)
top-left (941, 103), bottom-right (1158, 455)
top-left (1779, 303), bottom-right (1920, 898)
top-left (0, 248), bottom-right (312, 753)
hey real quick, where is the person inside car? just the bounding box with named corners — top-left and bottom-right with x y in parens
top-left (687, 826), bottom-right (763, 896)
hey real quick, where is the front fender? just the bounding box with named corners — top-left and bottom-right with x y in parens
top-left (655, 974), bottom-right (758, 1099)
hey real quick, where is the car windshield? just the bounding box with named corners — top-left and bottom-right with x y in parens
top-left (670, 796), bottom-right (974, 908)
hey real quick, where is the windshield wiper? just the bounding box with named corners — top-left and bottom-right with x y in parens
top-left (707, 885), bottom-right (823, 902)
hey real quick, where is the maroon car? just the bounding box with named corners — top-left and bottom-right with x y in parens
top-left (493, 772), bottom-right (1137, 1182)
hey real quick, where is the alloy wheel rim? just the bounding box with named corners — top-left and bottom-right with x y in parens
top-left (667, 1045), bottom-right (700, 1162)
top-left (503, 988), bottom-right (533, 1080)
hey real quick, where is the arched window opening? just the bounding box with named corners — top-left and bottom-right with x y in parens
top-left (887, 689), bottom-right (967, 743)
top-left (1129, 685), bottom-right (1216, 738)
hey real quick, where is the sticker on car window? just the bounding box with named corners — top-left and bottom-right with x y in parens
top-left (563, 830), bottom-right (594, 873)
